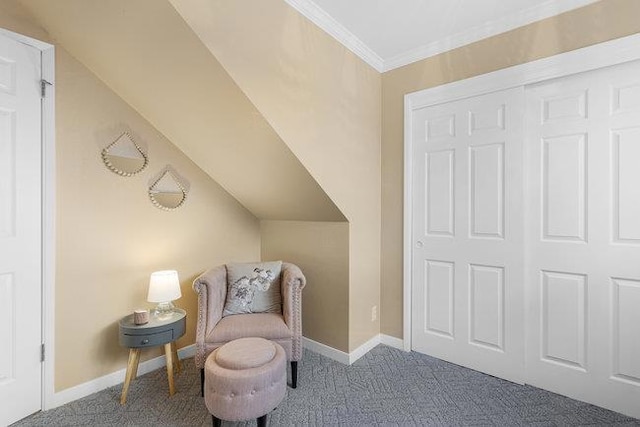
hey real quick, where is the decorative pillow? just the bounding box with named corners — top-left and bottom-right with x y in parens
top-left (222, 261), bottom-right (283, 317)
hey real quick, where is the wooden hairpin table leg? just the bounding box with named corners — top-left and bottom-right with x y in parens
top-left (121, 348), bottom-right (141, 404)
top-left (171, 341), bottom-right (181, 373)
top-left (164, 343), bottom-right (175, 396)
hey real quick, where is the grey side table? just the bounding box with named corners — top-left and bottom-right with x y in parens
top-left (118, 308), bottom-right (186, 404)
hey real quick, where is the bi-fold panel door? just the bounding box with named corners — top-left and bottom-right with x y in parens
top-left (0, 31), bottom-right (43, 426)
top-left (410, 59), bottom-right (640, 419)
top-left (411, 87), bottom-right (526, 384)
top-left (525, 60), bottom-right (640, 418)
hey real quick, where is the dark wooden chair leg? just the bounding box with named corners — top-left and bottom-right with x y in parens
top-left (201, 368), bottom-right (205, 397)
top-left (257, 414), bottom-right (267, 427)
top-left (211, 414), bottom-right (221, 427)
top-left (291, 361), bottom-right (298, 389)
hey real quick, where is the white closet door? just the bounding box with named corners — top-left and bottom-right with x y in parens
top-left (0, 32), bottom-right (42, 426)
top-left (525, 60), bottom-right (640, 418)
top-left (411, 87), bottom-right (525, 383)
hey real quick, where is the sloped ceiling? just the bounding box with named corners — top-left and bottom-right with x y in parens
top-left (21, 0), bottom-right (345, 222)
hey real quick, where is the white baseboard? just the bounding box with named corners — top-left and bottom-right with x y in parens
top-left (348, 334), bottom-right (381, 364)
top-left (302, 334), bottom-right (406, 366)
top-left (380, 334), bottom-right (405, 351)
top-left (302, 337), bottom-right (350, 365)
top-left (48, 344), bottom-right (195, 409)
top-left (49, 335), bottom-right (407, 409)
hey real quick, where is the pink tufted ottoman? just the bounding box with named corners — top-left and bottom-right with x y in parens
top-left (204, 337), bottom-right (286, 427)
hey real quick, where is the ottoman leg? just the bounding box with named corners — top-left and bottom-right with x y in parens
top-left (257, 414), bottom-right (268, 427)
top-left (211, 415), bottom-right (221, 427)
top-left (200, 368), bottom-right (205, 397)
top-left (291, 361), bottom-right (298, 389)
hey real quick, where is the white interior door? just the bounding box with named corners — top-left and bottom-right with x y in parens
top-left (0, 32), bottom-right (43, 425)
top-left (525, 60), bottom-right (640, 419)
top-left (411, 87), bottom-right (525, 383)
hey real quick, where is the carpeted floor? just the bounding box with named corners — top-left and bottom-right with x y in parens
top-left (13, 345), bottom-right (640, 426)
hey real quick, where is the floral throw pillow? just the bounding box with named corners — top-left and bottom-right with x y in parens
top-left (222, 261), bottom-right (283, 316)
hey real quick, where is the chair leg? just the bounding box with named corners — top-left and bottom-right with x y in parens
top-left (211, 415), bottom-right (221, 427)
top-left (201, 368), bottom-right (205, 397)
top-left (257, 414), bottom-right (267, 427)
top-left (291, 361), bottom-right (298, 389)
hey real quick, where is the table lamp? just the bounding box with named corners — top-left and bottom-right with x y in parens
top-left (147, 270), bottom-right (181, 317)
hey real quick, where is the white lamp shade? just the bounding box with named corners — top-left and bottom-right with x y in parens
top-left (147, 270), bottom-right (181, 303)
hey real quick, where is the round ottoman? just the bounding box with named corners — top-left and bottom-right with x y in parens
top-left (204, 337), bottom-right (286, 427)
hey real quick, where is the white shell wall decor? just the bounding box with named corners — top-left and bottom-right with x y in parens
top-left (101, 132), bottom-right (149, 176)
top-left (148, 167), bottom-right (188, 211)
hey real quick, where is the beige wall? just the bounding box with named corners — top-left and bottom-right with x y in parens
top-left (380, 0), bottom-right (640, 338)
top-left (171, 0), bottom-right (382, 351)
top-left (260, 221), bottom-right (350, 352)
top-left (54, 48), bottom-right (260, 390)
top-left (23, 0), bottom-right (344, 223)
top-left (0, 1), bottom-right (261, 391)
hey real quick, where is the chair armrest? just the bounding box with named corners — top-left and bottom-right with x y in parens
top-left (281, 262), bottom-right (306, 359)
top-left (192, 265), bottom-right (227, 367)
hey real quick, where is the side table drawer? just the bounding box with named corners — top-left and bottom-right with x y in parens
top-left (120, 329), bottom-right (173, 348)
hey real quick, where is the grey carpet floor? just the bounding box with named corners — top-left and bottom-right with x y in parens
top-left (13, 345), bottom-right (640, 426)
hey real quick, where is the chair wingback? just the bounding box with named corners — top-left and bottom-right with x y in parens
top-left (281, 262), bottom-right (306, 360)
top-left (192, 262), bottom-right (307, 367)
top-left (192, 265), bottom-right (227, 367)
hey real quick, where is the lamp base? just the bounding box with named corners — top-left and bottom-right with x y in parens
top-left (152, 301), bottom-right (176, 319)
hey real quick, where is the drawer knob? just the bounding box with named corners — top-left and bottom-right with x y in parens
top-left (141, 339), bottom-right (149, 344)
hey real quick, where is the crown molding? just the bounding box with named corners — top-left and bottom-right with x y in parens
top-left (284, 0), bottom-right (384, 72)
top-left (383, 0), bottom-right (598, 71)
top-left (285, 0), bottom-right (598, 73)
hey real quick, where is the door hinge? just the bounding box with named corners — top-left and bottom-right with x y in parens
top-left (41, 343), bottom-right (45, 362)
top-left (40, 79), bottom-right (52, 98)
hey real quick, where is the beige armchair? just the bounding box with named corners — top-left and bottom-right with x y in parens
top-left (193, 262), bottom-right (306, 394)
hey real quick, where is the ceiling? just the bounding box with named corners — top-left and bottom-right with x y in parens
top-left (285, 0), bottom-right (598, 71)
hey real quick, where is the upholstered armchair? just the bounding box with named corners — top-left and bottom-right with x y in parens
top-left (193, 262), bottom-right (306, 394)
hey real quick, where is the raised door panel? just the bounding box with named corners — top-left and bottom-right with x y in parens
top-left (611, 278), bottom-right (640, 385)
top-left (469, 264), bottom-right (504, 351)
top-left (541, 271), bottom-right (587, 370)
top-left (425, 260), bottom-right (455, 338)
top-left (0, 109), bottom-right (15, 238)
top-left (542, 134), bottom-right (587, 242)
top-left (0, 273), bottom-right (14, 383)
top-left (425, 150), bottom-right (455, 237)
top-left (468, 104), bottom-right (505, 134)
top-left (425, 114), bottom-right (456, 142)
top-left (542, 90), bottom-right (588, 123)
top-left (611, 83), bottom-right (640, 115)
top-left (469, 143), bottom-right (504, 239)
top-left (612, 127), bottom-right (640, 244)
top-left (0, 54), bottom-right (16, 95)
